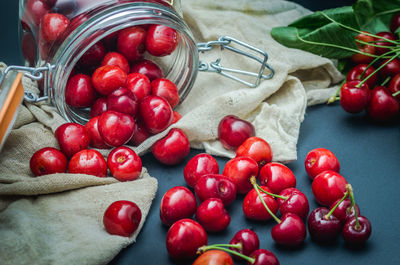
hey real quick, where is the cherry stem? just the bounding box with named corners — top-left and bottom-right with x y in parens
top-left (393, 91), bottom-right (400, 97)
top-left (328, 79), bottom-right (346, 104)
top-left (323, 191), bottom-right (349, 220)
top-left (355, 39), bottom-right (397, 51)
top-left (198, 244), bottom-right (255, 264)
top-left (250, 176), bottom-right (281, 224)
top-left (357, 53), bottom-right (399, 88)
top-left (257, 186), bottom-right (288, 200)
top-left (381, 76), bottom-right (391, 87)
top-left (359, 48), bottom-right (400, 82)
top-left (347, 184), bottom-right (360, 230)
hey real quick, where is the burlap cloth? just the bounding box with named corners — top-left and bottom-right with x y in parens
top-left (0, 0), bottom-right (343, 264)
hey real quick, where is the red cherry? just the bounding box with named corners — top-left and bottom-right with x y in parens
top-left (388, 73), bottom-right (400, 101)
top-left (65, 74), bottom-right (96, 108)
top-left (379, 58), bottom-right (400, 78)
top-left (126, 73), bottom-right (151, 100)
top-left (101, 31), bottom-right (118, 50)
top-left (351, 32), bottom-right (375, 64)
top-left (248, 249), bottom-right (280, 265)
top-left (52, 0), bottom-right (78, 16)
top-left (193, 250), bottom-right (233, 265)
top-left (271, 213), bottom-right (306, 246)
top-left (151, 128), bottom-right (190, 165)
top-left (68, 149), bottom-right (107, 178)
top-left (304, 147), bottom-right (340, 180)
top-left (229, 229), bottom-right (260, 259)
top-left (340, 80), bottom-right (370, 114)
top-left (90, 97), bottom-right (108, 118)
top-left (195, 198), bottom-right (230, 232)
top-left (130, 59), bottom-right (164, 81)
top-left (160, 186), bottom-right (197, 226)
top-left (236, 136), bottom-right (272, 166)
top-left (242, 186), bottom-right (279, 221)
top-left (307, 207), bottom-right (342, 243)
top-left (21, 32), bottom-right (36, 66)
top-left (342, 215), bottom-right (372, 244)
top-left (145, 24), bottom-right (178, 56)
top-left (312, 171), bottom-right (348, 206)
top-left (25, 0), bottom-right (50, 26)
top-left (98, 110), bottom-right (135, 147)
top-left (106, 87), bottom-right (139, 117)
top-left (39, 13), bottom-right (70, 43)
top-left (55, 123), bottom-right (90, 158)
top-left (172, 111), bottom-right (182, 123)
top-left (85, 116), bottom-right (109, 149)
top-left (166, 218), bottom-right (208, 259)
top-left (107, 146), bottom-right (142, 181)
top-left (30, 147), bottom-right (67, 176)
top-left (78, 42), bottom-right (106, 69)
top-left (194, 174), bottom-right (237, 206)
top-left (367, 86), bottom-right (399, 121)
top-left (183, 153), bottom-right (219, 188)
top-left (129, 120), bottom-right (151, 146)
top-left (117, 26), bottom-right (147, 62)
top-left (346, 64), bottom-right (378, 89)
top-left (101, 52), bottom-right (130, 73)
top-left (258, 162), bottom-right (296, 194)
top-left (330, 198), bottom-right (361, 224)
top-left (103, 200), bottom-right (142, 237)
top-left (151, 78), bottom-right (180, 108)
top-left (374, 32), bottom-right (396, 55)
top-left (139, 95), bottom-right (173, 134)
top-left (92, 65), bottom-right (127, 96)
top-left (277, 188), bottom-right (309, 220)
top-left (390, 13), bottom-right (400, 33)
top-left (222, 156), bottom-right (259, 194)
top-left (218, 115), bottom-right (255, 150)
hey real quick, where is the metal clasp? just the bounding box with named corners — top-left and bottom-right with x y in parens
top-left (197, 36), bottom-right (274, 87)
top-left (0, 63), bottom-right (54, 103)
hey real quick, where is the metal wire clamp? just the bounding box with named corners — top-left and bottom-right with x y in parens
top-left (197, 36), bottom-right (274, 87)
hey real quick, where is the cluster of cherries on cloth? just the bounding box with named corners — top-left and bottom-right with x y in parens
top-left (330, 13), bottom-right (400, 122)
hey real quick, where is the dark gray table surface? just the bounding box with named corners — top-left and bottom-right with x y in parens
top-left (1, 1), bottom-right (399, 265)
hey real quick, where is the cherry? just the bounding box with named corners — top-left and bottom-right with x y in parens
top-left (151, 128), bottom-right (190, 165)
top-left (160, 186), bottom-right (197, 226)
top-left (195, 198), bottom-right (230, 232)
top-left (107, 146), bottom-right (142, 181)
top-left (312, 170), bottom-right (348, 206)
top-left (390, 13), bottom-right (400, 33)
top-left (44, 0), bottom-right (56, 7)
top-left (367, 86), bottom-right (399, 121)
top-left (374, 32), bottom-right (396, 55)
top-left (30, 147), bottom-right (68, 176)
top-left (103, 200), bottom-right (142, 237)
top-left (271, 213), bottom-right (306, 246)
top-left (229, 229), bottom-right (260, 258)
top-left (85, 116), bottom-right (109, 149)
top-left (166, 218), bottom-right (208, 259)
top-left (222, 156), bottom-right (259, 194)
top-left (330, 198), bottom-right (360, 224)
top-left (139, 95), bottom-right (173, 134)
top-left (39, 13), bottom-right (70, 43)
top-left (218, 115), bottom-right (255, 150)
top-left (117, 26), bottom-right (147, 62)
top-left (52, 0), bottom-right (78, 16)
top-left (21, 32), bottom-right (36, 66)
top-left (106, 87), bottom-right (139, 117)
top-left (126, 72), bottom-right (151, 100)
top-left (145, 24), bottom-right (178, 56)
top-left (258, 162), bottom-right (296, 194)
top-left (65, 74), bottom-right (96, 108)
top-left (194, 174), bottom-right (237, 206)
top-left (55, 123), bottom-right (90, 158)
top-left (379, 58), bottom-right (400, 78)
top-left (236, 136), bottom-right (272, 166)
top-left (98, 110), bottom-right (135, 147)
top-left (339, 80), bottom-right (370, 114)
top-left (68, 149), bottom-right (107, 177)
top-left (100, 51), bottom-right (130, 73)
top-left (277, 188), bottom-right (309, 220)
top-left (78, 41), bottom-right (106, 69)
top-left (129, 120), bottom-right (151, 146)
top-left (342, 215), bottom-right (372, 244)
top-left (151, 78), bottom-right (180, 108)
top-left (90, 97), bottom-right (108, 118)
top-left (172, 111), bottom-right (182, 123)
top-left (130, 59), bottom-right (164, 81)
top-left (248, 249), bottom-right (280, 265)
top-left (346, 64), bottom-right (378, 89)
top-left (307, 207), bottom-right (342, 243)
top-left (25, 0), bottom-right (50, 26)
top-left (242, 186), bottom-right (279, 221)
top-left (388, 73), bottom-right (400, 101)
top-left (304, 147), bottom-right (340, 180)
top-left (183, 153), bottom-right (219, 188)
top-left (351, 31), bottom-right (375, 64)
top-left (193, 250), bottom-right (233, 265)
top-left (92, 65), bottom-right (127, 96)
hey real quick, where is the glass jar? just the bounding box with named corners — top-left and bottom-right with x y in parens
top-left (18, 0), bottom-right (197, 124)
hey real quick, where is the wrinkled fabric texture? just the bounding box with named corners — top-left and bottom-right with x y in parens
top-left (0, 0), bottom-right (343, 264)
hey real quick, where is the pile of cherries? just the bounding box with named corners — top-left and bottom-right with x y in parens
top-left (330, 13), bottom-right (400, 122)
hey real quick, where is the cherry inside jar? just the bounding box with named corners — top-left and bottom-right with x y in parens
top-left (19, 0), bottom-right (197, 124)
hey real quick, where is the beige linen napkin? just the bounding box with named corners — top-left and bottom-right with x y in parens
top-left (0, 0), bottom-right (343, 264)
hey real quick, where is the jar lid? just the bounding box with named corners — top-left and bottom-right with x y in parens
top-left (0, 72), bottom-right (24, 152)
